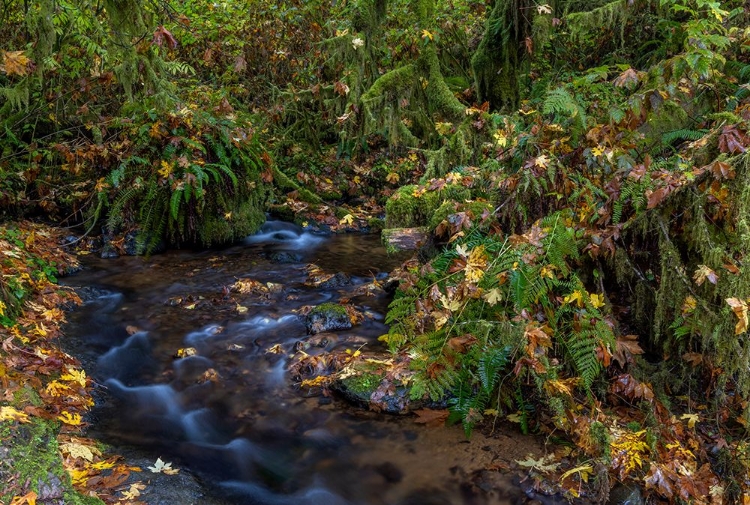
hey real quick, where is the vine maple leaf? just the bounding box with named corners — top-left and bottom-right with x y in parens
top-left (726, 297), bottom-right (749, 334)
top-left (693, 265), bottom-right (718, 286)
top-left (1, 50), bottom-right (31, 76)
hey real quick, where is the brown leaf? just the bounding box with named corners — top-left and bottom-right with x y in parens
top-left (693, 264), bottom-right (719, 286)
top-left (613, 68), bottom-right (641, 88)
top-left (646, 187), bottom-right (670, 209)
top-left (718, 125), bottom-right (748, 155)
top-left (448, 334), bottom-right (477, 353)
top-left (413, 408), bottom-right (449, 427)
top-left (152, 26), bottom-right (178, 49)
top-left (645, 465), bottom-right (676, 498)
top-left (682, 352), bottom-right (703, 366)
top-left (706, 160), bottom-right (735, 180)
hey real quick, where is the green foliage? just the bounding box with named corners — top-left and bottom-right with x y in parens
top-left (385, 210), bottom-right (615, 432)
top-left (93, 104), bottom-right (269, 250)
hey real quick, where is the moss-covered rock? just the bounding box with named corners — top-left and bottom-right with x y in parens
top-left (384, 183), bottom-right (471, 228)
top-left (305, 303), bottom-right (352, 334)
top-left (0, 418), bottom-right (103, 505)
top-left (197, 198), bottom-right (266, 245)
top-left (427, 200), bottom-right (495, 231)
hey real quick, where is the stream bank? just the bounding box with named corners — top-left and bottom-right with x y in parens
top-left (60, 222), bottom-right (553, 505)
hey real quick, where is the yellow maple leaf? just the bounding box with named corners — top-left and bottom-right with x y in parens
top-left (680, 413), bottom-right (699, 428)
top-left (726, 297), bottom-right (749, 334)
top-left (589, 293), bottom-right (605, 308)
top-left (9, 490), bottom-right (37, 505)
top-left (1, 50), bottom-right (31, 76)
top-left (59, 441), bottom-right (98, 462)
top-left (385, 172), bottom-right (400, 184)
top-left (301, 375), bottom-right (329, 387)
top-left (67, 468), bottom-right (90, 486)
top-left (60, 368), bottom-right (87, 388)
top-left (464, 245), bottom-right (487, 282)
top-left (339, 214), bottom-right (354, 225)
top-left (46, 380), bottom-right (71, 397)
top-left (0, 406), bottom-right (30, 423)
top-left (90, 460), bottom-right (115, 470)
top-left (483, 288), bottom-right (503, 306)
top-left (591, 145), bottom-right (605, 157)
top-left (563, 290), bottom-right (585, 308)
top-left (121, 483), bottom-right (146, 500)
top-left (534, 154), bottom-right (550, 168)
top-left (57, 411), bottom-right (83, 426)
top-left (421, 29), bottom-right (433, 41)
top-left (158, 160), bottom-right (173, 178)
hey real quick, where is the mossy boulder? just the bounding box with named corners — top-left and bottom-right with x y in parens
top-left (197, 198), bottom-right (267, 245)
top-left (0, 418), bottom-right (103, 505)
top-left (384, 184), bottom-right (471, 228)
top-left (427, 200), bottom-right (495, 231)
top-left (333, 356), bottom-right (418, 414)
top-left (305, 303), bottom-right (352, 334)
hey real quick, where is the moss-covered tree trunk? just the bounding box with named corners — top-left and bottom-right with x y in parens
top-left (471, 0), bottom-right (533, 112)
top-left (354, 0), bottom-right (465, 148)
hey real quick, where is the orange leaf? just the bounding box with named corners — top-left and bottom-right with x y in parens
top-left (1, 50), bottom-right (31, 76)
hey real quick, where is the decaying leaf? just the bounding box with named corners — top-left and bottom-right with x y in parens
top-left (413, 408), bottom-right (449, 427)
top-left (726, 297), bottom-right (749, 334)
top-left (612, 334), bottom-right (644, 367)
top-left (516, 453), bottom-right (559, 473)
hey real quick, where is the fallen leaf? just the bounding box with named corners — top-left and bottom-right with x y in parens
top-left (0, 405), bottom-right (31, 423)
top-left (148, 457), bottom-right (178, 474)
top-left (413, 408), bottom-right (449, 427)
top-left (516, 454), bottom-right (559, 472)
top-left (681, 413), bottom-right (699, 428)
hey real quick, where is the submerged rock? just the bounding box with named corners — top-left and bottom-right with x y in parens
top-left (608, 484), bottom-right (644, 505)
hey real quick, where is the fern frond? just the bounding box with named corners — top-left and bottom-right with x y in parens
top-left (661, 129), bottom-right (708, 146)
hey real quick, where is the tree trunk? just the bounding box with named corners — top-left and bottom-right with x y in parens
top-left (471, 0), bottom-right (533, 111)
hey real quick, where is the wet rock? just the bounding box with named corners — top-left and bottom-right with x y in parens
top-left (374, 461), bottom-right (403, 483)
top-left (295, 333), bottom-right (337, 352)
top-left (305, 303), bottom-right (352, 334)
top-left (318, 272), bottom-right (351, 288)
top-left (268, 251), bottom-right (303, 263)
top-left (100, 244), bottom-right (120, 259)
top-left (608, 484), bottom-right (644, 505)
top-left (37, 472), bottom-right (64, 502)
top-left (382, 227), bottom-right (431, 252)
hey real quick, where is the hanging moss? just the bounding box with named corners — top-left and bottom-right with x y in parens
top-left (471, 0), bottom-right (533, 111)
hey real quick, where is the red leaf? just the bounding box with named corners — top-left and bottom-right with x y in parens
top-left (153, 26), bottom-right (178, 49)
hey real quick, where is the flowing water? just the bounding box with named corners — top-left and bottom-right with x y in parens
top-left (63, 222), bottom-right (541, 505)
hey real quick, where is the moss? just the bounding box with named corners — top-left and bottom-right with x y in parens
top-left (427, 200), bottom-right (494, 231)
top-left (0, 418), bottom-right (103, 505)
top-left (642, 100), bottom-right (690, 148)
top-left (342, 371), bottom-right (382, 396)
top-left (197, 198), bottom-right (266, 245)
top-left (385, 183), bottom-right (471, 228)
top-left (310, 302), bottom-right (348, 318)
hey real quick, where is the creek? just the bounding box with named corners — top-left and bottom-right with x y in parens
top-left (62, 221), bottom-right (542, 505)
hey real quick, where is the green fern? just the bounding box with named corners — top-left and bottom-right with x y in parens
top-left (542, 87), bottom-right (587, 135)
top-left (661, 128), bottom-right (708, 146)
